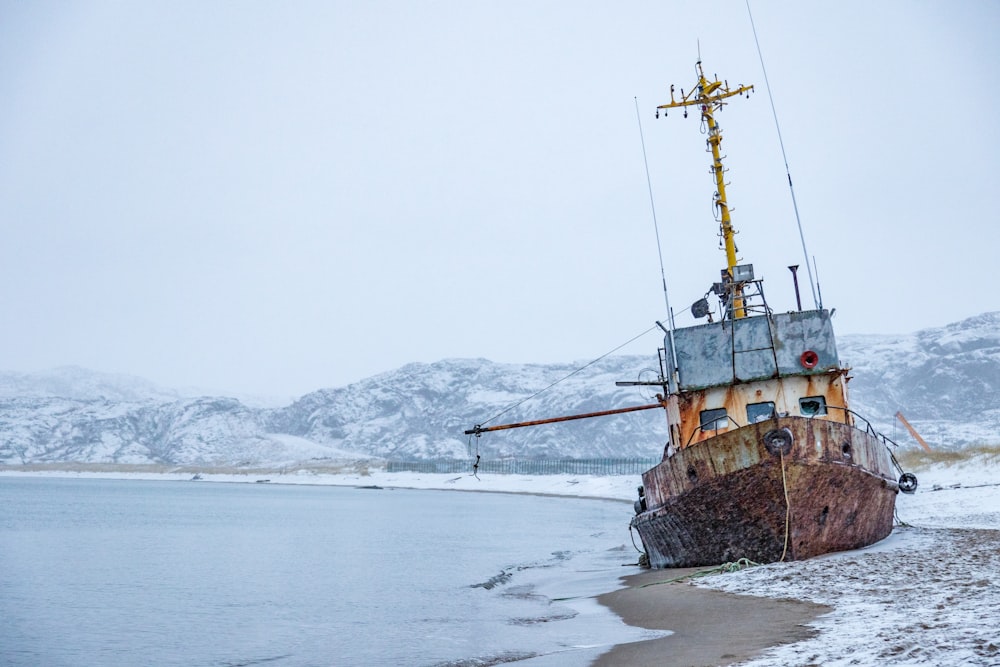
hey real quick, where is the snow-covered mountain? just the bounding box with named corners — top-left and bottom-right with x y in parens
top-left (839, 311), bottom-right (1000, 448)
top-left (268, 356), bottom-right (670, 461)
top-left (1, 313), bottom-right (997, 466)
top-left (0, 365), bottom-right (181, 403)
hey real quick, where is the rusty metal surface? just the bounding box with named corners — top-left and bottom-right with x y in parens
top-left (634, 416), bottom-right (898, 568)
top-left (674, 372), bottom-right (849, 449)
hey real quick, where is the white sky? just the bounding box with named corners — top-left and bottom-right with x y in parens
top-left (2, 1), bottom-right (998, 398)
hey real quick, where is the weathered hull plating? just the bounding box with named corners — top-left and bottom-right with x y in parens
top-left (632, 416), bottom-right (899, 568)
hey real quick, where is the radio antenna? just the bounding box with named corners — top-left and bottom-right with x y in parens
top-left (634, 97), bottom-right (673, 326)
top-left (746, 0), bottom-right (819, 309)
top-left (634, 97), bottom-right (679, 380)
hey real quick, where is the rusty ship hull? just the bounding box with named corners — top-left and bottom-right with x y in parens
top-left (632, 416), bottom-right (899, 568)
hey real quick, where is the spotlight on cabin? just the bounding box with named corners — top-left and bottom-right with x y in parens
top-left (691, 298), bottom-right (711, 319)
top-left (732, 263), bottom-right (754, 283)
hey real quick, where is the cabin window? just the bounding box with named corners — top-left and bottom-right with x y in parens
top-left (799, 396), bottom-right (828, 417)
top-left (699, 408), bottom-right (729, 431)
top-left (747, 401), bottom-right (776, 423)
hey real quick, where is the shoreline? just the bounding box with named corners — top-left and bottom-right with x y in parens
top-left (593, 568), bottom-right (829, 666)
top-left (0, 464), bottom-right (640, 503)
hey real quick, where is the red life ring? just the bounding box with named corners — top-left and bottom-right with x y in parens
top-left (800, 350), bottom-right (819, 369)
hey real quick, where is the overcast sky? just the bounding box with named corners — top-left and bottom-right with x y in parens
top-left (1, 1), bottom-right (997, 398)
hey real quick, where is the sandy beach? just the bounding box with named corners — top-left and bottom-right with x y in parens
top-left (594, 568), bottom-right (828, 666)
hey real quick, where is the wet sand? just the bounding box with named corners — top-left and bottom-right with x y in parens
top-left (594, 568), bottom-right (829, 666)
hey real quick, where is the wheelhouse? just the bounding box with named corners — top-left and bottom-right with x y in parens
top-left (661, 308), bottom-right (851, 452)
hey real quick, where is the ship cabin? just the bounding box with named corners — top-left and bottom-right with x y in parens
top-left (660, 272), bottom-right (850, 456)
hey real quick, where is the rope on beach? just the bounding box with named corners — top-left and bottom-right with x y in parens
top-left (715, 558), bottom-right (761, 573)
top-left (638, 558), bottom-right (761, 588)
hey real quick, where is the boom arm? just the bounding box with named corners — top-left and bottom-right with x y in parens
top-left (465, 402), bottom-right (664, 436)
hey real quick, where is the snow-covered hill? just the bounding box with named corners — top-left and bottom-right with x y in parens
top-left (839, 311), bottom-right (1000, 448)
top-left (1, 313), bottom-right (997, 466)
top-left (0, 366), bottom-right (181, 403)
top-left (268, 356), bottom-right (670, 460)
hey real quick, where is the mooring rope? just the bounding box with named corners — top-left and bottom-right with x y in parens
top-left (628, 523), bottom-right (644, 553)
top-left (779, 449), bottom-right (791, 561)
top-left (638, 557), bottom-right (760, 587)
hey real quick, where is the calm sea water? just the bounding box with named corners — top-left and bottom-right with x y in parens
top-left (0, 477), bottom-right (657, 666)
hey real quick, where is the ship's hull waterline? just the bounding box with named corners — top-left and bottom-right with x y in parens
top-left (633, 416), bottom-right (899, 568)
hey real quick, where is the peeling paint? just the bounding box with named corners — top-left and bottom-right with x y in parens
top-left (634, 416), bottom-right (898, 567)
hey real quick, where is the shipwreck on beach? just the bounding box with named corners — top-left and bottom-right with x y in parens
top-left (466, 59), bottom-right (917, 567)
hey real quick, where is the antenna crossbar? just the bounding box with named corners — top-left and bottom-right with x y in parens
top-left (657, 61), bottom-right (754, 318)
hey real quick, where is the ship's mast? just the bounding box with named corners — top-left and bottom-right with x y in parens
top-left (657, 61), bottom-right (753, 318)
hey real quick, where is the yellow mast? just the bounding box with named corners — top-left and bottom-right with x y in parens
top-left (657, 61), bottom-right (753, 318)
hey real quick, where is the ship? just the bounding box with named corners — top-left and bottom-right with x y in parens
top-left (466, 60), bottom-right (917, 568)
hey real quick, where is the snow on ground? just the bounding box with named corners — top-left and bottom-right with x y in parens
top-left (691, 451), bottom-right (1000, 667)
top-left (3, 449), bottom-right (998, 666)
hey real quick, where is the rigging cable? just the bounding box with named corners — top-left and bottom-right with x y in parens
top-left (471, 103), bottom-right (673, 447)
top-left (635, 97), bottom-right (679, 379)
top-left (746, 0), bottom-right (819, 309)
top-left (472, 96), bottom-right (696, 436)
top-left (477, 323), bottom-right (659, 428)
top-left (635, 97), bottom-right (675, 329)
